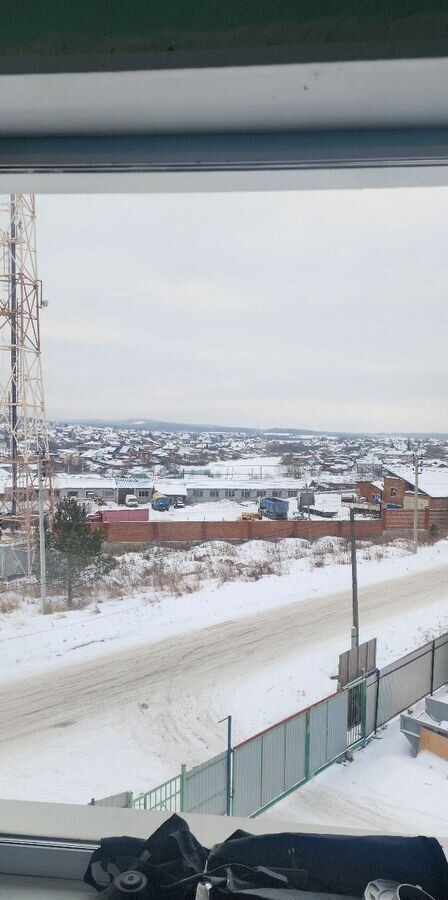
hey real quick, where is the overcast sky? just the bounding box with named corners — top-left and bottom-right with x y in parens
top-left (35, 188), bottom-right (448, 433)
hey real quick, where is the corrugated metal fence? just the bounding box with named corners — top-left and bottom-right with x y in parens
top-left (130, 632), bottom-right (448, 819)
top-left (132, 753), bottom-right (228, 816)
top-left (232, 680), bottom-right (363, 817)
top-left (365, 633), bottom-right (448, 733)
top-left (185, 751), bottom-right (228, 815)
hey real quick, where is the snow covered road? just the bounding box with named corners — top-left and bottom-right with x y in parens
top-left (0, 561), bottom-right (447, 803)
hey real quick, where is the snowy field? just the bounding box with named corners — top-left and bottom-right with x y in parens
top-left (1, 536), bottom-right (447, 681)
top-left (150, 499), bottom-right (264, 520)
top-left (0, 535), bottom-right (447, 832)
top-left (208, 456), bottom-right (283, 477)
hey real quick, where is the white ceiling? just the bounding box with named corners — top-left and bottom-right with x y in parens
top-left (1, 57), bottom-right (448, 137)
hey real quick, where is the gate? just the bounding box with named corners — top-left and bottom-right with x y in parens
top-left (346, 676), bottom-right (366, 747)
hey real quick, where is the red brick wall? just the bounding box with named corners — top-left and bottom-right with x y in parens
top-left (382, 507), bottom-right (426, 531)
top-left (428, 498), bottom-right (448, 531)
top-left (98, 518), bottom-right (383, 544)
top-left (357, 481), bottom-right (381, 504)
top-left (383, 476), bottom-right (407, 506)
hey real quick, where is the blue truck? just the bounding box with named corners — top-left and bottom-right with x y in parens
top-left (151, 492), bottom-right (171, 512)
top-left (258, 496), bottom-right (289, 520)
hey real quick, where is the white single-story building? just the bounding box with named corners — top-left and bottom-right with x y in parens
top-left (180, 479), bottom-right (301, 504)
top-left (52, 475), bottom-right (155, 505)
top-left (48, 475), bottom-right (302, 507)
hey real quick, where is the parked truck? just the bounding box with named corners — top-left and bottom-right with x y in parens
top-left (258, 496), bottom-right (289, 520)
top-left (151, 492), bottom-right (171, 512)
top-left (87, 508), bottom-right (149, 524)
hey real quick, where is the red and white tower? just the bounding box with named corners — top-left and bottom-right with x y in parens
top-left (0, 194), bottom-right (53, 574)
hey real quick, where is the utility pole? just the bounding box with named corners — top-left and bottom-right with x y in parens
top-left (37, 456), bottom-right (47, 614)
top-left (413, 451), bottom-right (421, 554)
top-left (350, 508), bottom-right (359, 649)
top-left (218, 715), bottom-right (232, 815)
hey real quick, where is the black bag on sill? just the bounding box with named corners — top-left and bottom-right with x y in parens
top-left (207, 832), bottom-right (448, 900)
top-left (84, 813), bottom-right (208, 895)
top-left (84, 816), bottom-right (448, 900)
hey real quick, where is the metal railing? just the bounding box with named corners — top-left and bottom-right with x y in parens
top-left (132, 767), bottom-right (186, 812)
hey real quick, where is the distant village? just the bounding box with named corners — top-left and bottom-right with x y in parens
top-left (45, 423), bottom-right (447, 482)
top-left (23, 423), bottom-right (448, 531)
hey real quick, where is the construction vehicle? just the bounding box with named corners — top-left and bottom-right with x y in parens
top-left (151, 492), bottom-right (171, 511)
top-left (258, 496), bottom-right (288, 520)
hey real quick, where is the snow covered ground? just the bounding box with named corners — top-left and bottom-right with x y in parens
top-left (0, 535), bottom-right (447, 828)
top-left (309, 492), bottom-right (352, 520)
top-left (98, 486), bottom-right (355, 522)
top-left (1, 537), bottom-right (447, 682)
top-left (149, 496), bottom-right (345, 520)
top-left (149, 499), bottom-right (264, 520)
top-left (208, 456), bottom-right (283, 477)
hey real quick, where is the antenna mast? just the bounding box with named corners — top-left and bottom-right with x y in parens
top-left (0, 194), bottom-right (53, 574)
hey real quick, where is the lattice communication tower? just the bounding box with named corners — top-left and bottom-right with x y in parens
top-left (0, 194), bottom-right (53, 574)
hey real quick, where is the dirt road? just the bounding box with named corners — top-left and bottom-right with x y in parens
top-left (0, 563), bottom-right (446, 752)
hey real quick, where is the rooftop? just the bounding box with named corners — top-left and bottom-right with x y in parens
top-left (385, 466), bottom-right (448, 498)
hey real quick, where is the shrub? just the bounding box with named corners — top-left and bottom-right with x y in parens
top-left (0, 594), bottom-right (20, 614)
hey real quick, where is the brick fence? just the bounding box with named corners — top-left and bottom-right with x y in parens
top-left (95, 517), bottom-right (384, 544)
top-left (87, 498), bottom-right (448, 545)
top-left (428, 499), bottom-right (448, 531)
top-left (382, 506), bottom-right (427, 533)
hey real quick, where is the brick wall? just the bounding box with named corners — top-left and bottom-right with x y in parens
top-left (382, 507), bottom-right (426, 531)
top-left (383, 476), bottom-right (407, 506)
top-left (357, 481), bottom-right (381, 504)
top-left (428, 498), bottom-right (448, 531)
top-left (98, 518), bottom-right (383, 544)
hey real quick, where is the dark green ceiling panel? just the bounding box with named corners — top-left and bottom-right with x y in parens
top-left (2, 1), bottom-right (448, 71)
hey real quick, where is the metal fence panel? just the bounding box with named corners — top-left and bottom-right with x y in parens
top-left (365, 670), bottom-right (379, 737)
top-left (434, 636), bottom-right (448, 692)
top-left (0, 544), bottom-right (29, 578)
top-left (379, 642), bottom-right (432, 678)
top-left (232, 737), bottom-right (262, 817)
top-left (327, 690), bottom-right (348, 760)
top-left (261, 725), bottom-right (286, 807)
top-left (310, 692), bottom-right (349, 776)
top-left (339, 638), bottom-right (377, 686)
top-left (377, 645), bottom-right (432, 727)
top-left (186, 751), bottom-right (227, 815)
top-left (284, 713), bottom-right (307, 789)
top-left (309, 700), bottom-right (329, 773)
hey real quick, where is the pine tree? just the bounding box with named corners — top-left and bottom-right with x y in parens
top-left (46, 498), bottom-right (111, 605)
